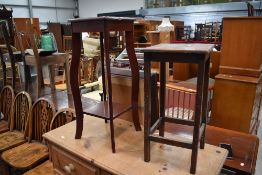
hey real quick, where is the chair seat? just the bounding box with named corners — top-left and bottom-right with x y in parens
top-left (0, 120), bottom-right (9, 134)
top-left (1, 142), bottom-right (48, 169)
top-left (23, 160), bottom-right (53, 175)
top-left (0, 131), bottom-right (26, 152)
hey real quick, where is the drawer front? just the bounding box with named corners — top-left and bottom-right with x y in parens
top-left (51, 145), bottom-right (99, 175)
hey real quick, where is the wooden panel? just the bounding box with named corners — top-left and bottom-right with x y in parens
top-left (173, 51), bottom-right (220, 81)
top-left (165, 124), bottom-right (259, 175)
top-left (173, 63), bottom-right (191, 81)
top-left (13, 18), bottom-right (40, 50)
top-left (211, 74), bottom-right (261, 133)
top-left (48, 23), bottom-right (63, 52)
top-left (44, 117), bottom-right (227, 175)
top-left (51, 144), bottom-right (99, 175)
top-left (220, 17), bottom-right (262, 77)
top-left (111, 75), bottom-right (144, 123)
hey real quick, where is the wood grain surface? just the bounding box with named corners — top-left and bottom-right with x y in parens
top-left (1, 142), bottom-right (48, 169)
top-left (44, 117), bottom-right (227, 175)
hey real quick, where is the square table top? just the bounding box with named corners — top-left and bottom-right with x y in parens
top-left (141, 43), bottom-right (214, 55)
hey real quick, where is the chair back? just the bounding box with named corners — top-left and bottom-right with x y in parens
top-left (10, 91), bottom-right (32, 137)
top-left (50, 108), bottom-right (75, 130)
top-left (0, 5), bottom-right (14, 45)
top-left (0, 20), bottom-right (16, 88)
top-left (26, 20), bottom-right (43, 83)
top-left (28, 98), bottom-right (55, 142)
top-left (0, 85), bottom-right (14, 124)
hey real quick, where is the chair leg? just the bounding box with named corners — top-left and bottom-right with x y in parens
top-left (109, 119), bottom-right (115, 153)
top-left (24, 65), bottom-right (31, 91)
top-left (1, 161), bottom-right (11, 175)
top-left (48, 65), bottom-right (56, 93)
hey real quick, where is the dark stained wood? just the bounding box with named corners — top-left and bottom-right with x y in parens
top-left (0, 5), bottom-right (14, 45)
top-left (165, 124), bottom-right (259, 175)
top-left (69, 17), bottom-right (141, 153)
top-left (142, 43), bottom-right (213, 174)
top-left (0, 20), bottom-right (17, 89)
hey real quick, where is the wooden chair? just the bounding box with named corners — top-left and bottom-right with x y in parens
top-left (1, 98), bottom-right (55, 174)
top-left (0, 20), bottom-right (20, 90)
top-left (0, 5), bottom-right (14, 45)
top-left (0, 91), bottom-right (31, 154)
top-left (22, 108), bottom-right (75, 175)
top-left (50, 108), bottom-right (75, 130)
top-left (24, 20), bottom-right (71, 99)
top-left (0, 85), bottom-right (14, 134)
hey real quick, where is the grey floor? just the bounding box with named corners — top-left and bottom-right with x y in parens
top-left (255, 108), bottom-right (262, 175)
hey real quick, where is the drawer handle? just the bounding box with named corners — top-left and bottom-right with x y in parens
top-left (64, 164), bottom-right (75, 174)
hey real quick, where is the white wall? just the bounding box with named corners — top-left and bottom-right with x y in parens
top-left (0, 0), bottom-right (76, 24)
top-left (79, 0), bottom-right (144, 17)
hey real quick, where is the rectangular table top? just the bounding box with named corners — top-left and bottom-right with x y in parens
top-left (43, 117), bottom-right (227, 175)
top-left (141, 43), bottom-right (214, 55)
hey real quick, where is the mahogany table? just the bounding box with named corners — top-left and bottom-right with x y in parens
top-left (69, 17), bottom-right (141, 153)
top-left (142, 43), bottom-right (214, 174)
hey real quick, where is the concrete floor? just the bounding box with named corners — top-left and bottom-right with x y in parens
top-left (255, 108), bottom-right (262, 175)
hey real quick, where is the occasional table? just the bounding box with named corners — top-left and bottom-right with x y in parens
top-left (142, 43), bottom-right (214, 174)
top-left (69, 17), bottom-right (141, 153)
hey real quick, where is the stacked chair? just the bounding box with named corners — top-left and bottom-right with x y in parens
top-left (0, 85), bottom-right (75, 175)
top-left (0, 86), bottom-right (14, 134)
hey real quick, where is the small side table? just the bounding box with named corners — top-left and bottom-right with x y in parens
top-left (69, 17), bottom-right (141, 153)
top-left (142, 43), bottom-right (214, 174)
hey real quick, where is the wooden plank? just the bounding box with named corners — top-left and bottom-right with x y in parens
top-left (43, 117), bottom-right (227, 175)
top-left (23, 160), bottom-right (53, 175)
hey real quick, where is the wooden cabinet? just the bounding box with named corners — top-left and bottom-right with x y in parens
top-left (133, 20), bottom-right (184, 48)
top-left (219, 17), bottom-right (262, 77)
top-left (50, 144), bottom-right (99, 175)
top-left (43, 117), bottom-right (227, 175)
top-left (211, 74), bottom-right (261, 134)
